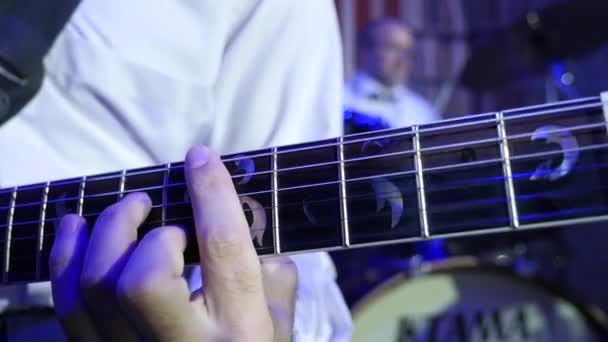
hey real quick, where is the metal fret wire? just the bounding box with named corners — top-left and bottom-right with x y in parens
top-left (118, 170), bottom-right (127, 199)
top-left (161, 163), bottom-right (171, 226)
top-left (77, 177), bottom-right (86, 216)
top-left (602, 92), bottom-right (608, 135)
top-left (497, 112), bottom-right (520, 229)
top-left (337, 136), bottom-right (350, 246)
top-left (271, 147), bottom-right (281, 253)
top-left (35, 182), bottom-right (50, 280)
top-left (413, 126), bottom-right (429, 238)
top-left (2, 189), bottom-right (16, 281)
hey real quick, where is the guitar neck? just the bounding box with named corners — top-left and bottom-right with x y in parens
top-left (1, 93), bottom-right (608, 284)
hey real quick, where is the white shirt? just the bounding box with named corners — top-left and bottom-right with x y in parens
top-left (0, 1), bottom-right (352, 340)
top-left (344, 72), bottom-right (440, 128)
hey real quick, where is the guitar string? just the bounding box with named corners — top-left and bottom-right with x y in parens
top-left (8, 205), bottom-right (608, 283)
top-left (5, 184), bottom-right (608, 268)
top-left (3, 140), bottom-right (608, 213)
top-left (5, 162), bottom-right (608, 232)
top-left (3, 99), bottom-right (603, 193)
top-left (1, 96), bottom-right (605, 275)
top-left (10, 197), bottom-right (608, 243)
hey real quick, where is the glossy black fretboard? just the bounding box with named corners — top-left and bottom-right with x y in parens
top-left (1, 95), bottom-right (608, 284)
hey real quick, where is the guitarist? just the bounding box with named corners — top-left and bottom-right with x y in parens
top-left (0, 1), bottom-right (352, 341)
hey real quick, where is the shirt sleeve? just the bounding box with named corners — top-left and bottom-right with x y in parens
top-left (290, 253), bottom-right (353, 342)
top-left (3, 1), bottom-right (355, 340)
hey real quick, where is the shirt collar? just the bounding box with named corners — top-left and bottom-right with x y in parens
top-left (349, 72), bottom-right (407, 101)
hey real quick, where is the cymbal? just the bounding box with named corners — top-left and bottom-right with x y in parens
top-left (460, 0), bottom-right (608, 90)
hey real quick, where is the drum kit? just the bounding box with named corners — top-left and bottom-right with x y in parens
top-left (336, 1), bottom-right (608, 340)
top-left (351, 257), bottom-right (608, 341)
top-left (332, 222), bottom-right (608, 341)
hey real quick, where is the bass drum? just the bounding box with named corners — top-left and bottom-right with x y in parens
top-left (351, 257), bottom-right (608, 342)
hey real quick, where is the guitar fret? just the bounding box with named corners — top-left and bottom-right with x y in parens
top-left (413, 126), bottom-right (429, 238)
top-left (504, 99), bottom-right (607, 227)
top-left (123, 167), bottom-right (165, 231)
top-left (271, 147), bottom-right (281, 254)
top-left (162, 163), bottom-right (171, 226)
top-left (77, 176), bottom-right (86, 216)
top-left (118, 169), bottom-right (127, 198)
top-left (497, 112), bottom-right (520, 228)
top-left (337, 137), bottom-right (350, 246)
top-left (602, 91), bottom-right (608, 128)
top-left (2, 188), bottom-right (16, 283)
top-left (35, 182), bottom-right (50, 280)
top-left (275, 139), bottom-right (342, 252)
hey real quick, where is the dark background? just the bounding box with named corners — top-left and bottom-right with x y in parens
top-left (331, 0), bottom-right (608, 322)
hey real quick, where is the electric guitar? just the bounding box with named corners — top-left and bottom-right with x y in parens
top-left (1, 93), bottom-right (607, 284)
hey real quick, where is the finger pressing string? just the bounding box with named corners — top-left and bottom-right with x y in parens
top-left (79, 192), bottom-right (152, 341)
top-left (185, 145), bottom-right (273, 340)
top-left (116, 225), bottom-right (217, 341)
top-left (50, 214), bottom-right (101, 341)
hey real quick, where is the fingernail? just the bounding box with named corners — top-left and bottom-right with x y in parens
top-left (126, 191), bottom-right (152, 207)
top-left (186, 146), bottom-right (210, 169)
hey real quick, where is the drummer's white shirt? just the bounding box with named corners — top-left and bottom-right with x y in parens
top-left (0, 1), bottom-right (352, 340)
top-left (344, 72), bottom-right (440, 128)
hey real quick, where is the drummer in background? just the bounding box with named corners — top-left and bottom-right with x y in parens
top-left (344, 17), bottom-right (440, 129)
top-left (336, 18), bottom-right (445, 306)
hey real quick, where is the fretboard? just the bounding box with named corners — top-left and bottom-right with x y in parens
top-left (1, 93), bottom-right (608, 284)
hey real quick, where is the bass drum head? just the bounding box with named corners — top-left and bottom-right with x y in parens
top-left (352, 258), bottom-right (608, 342)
